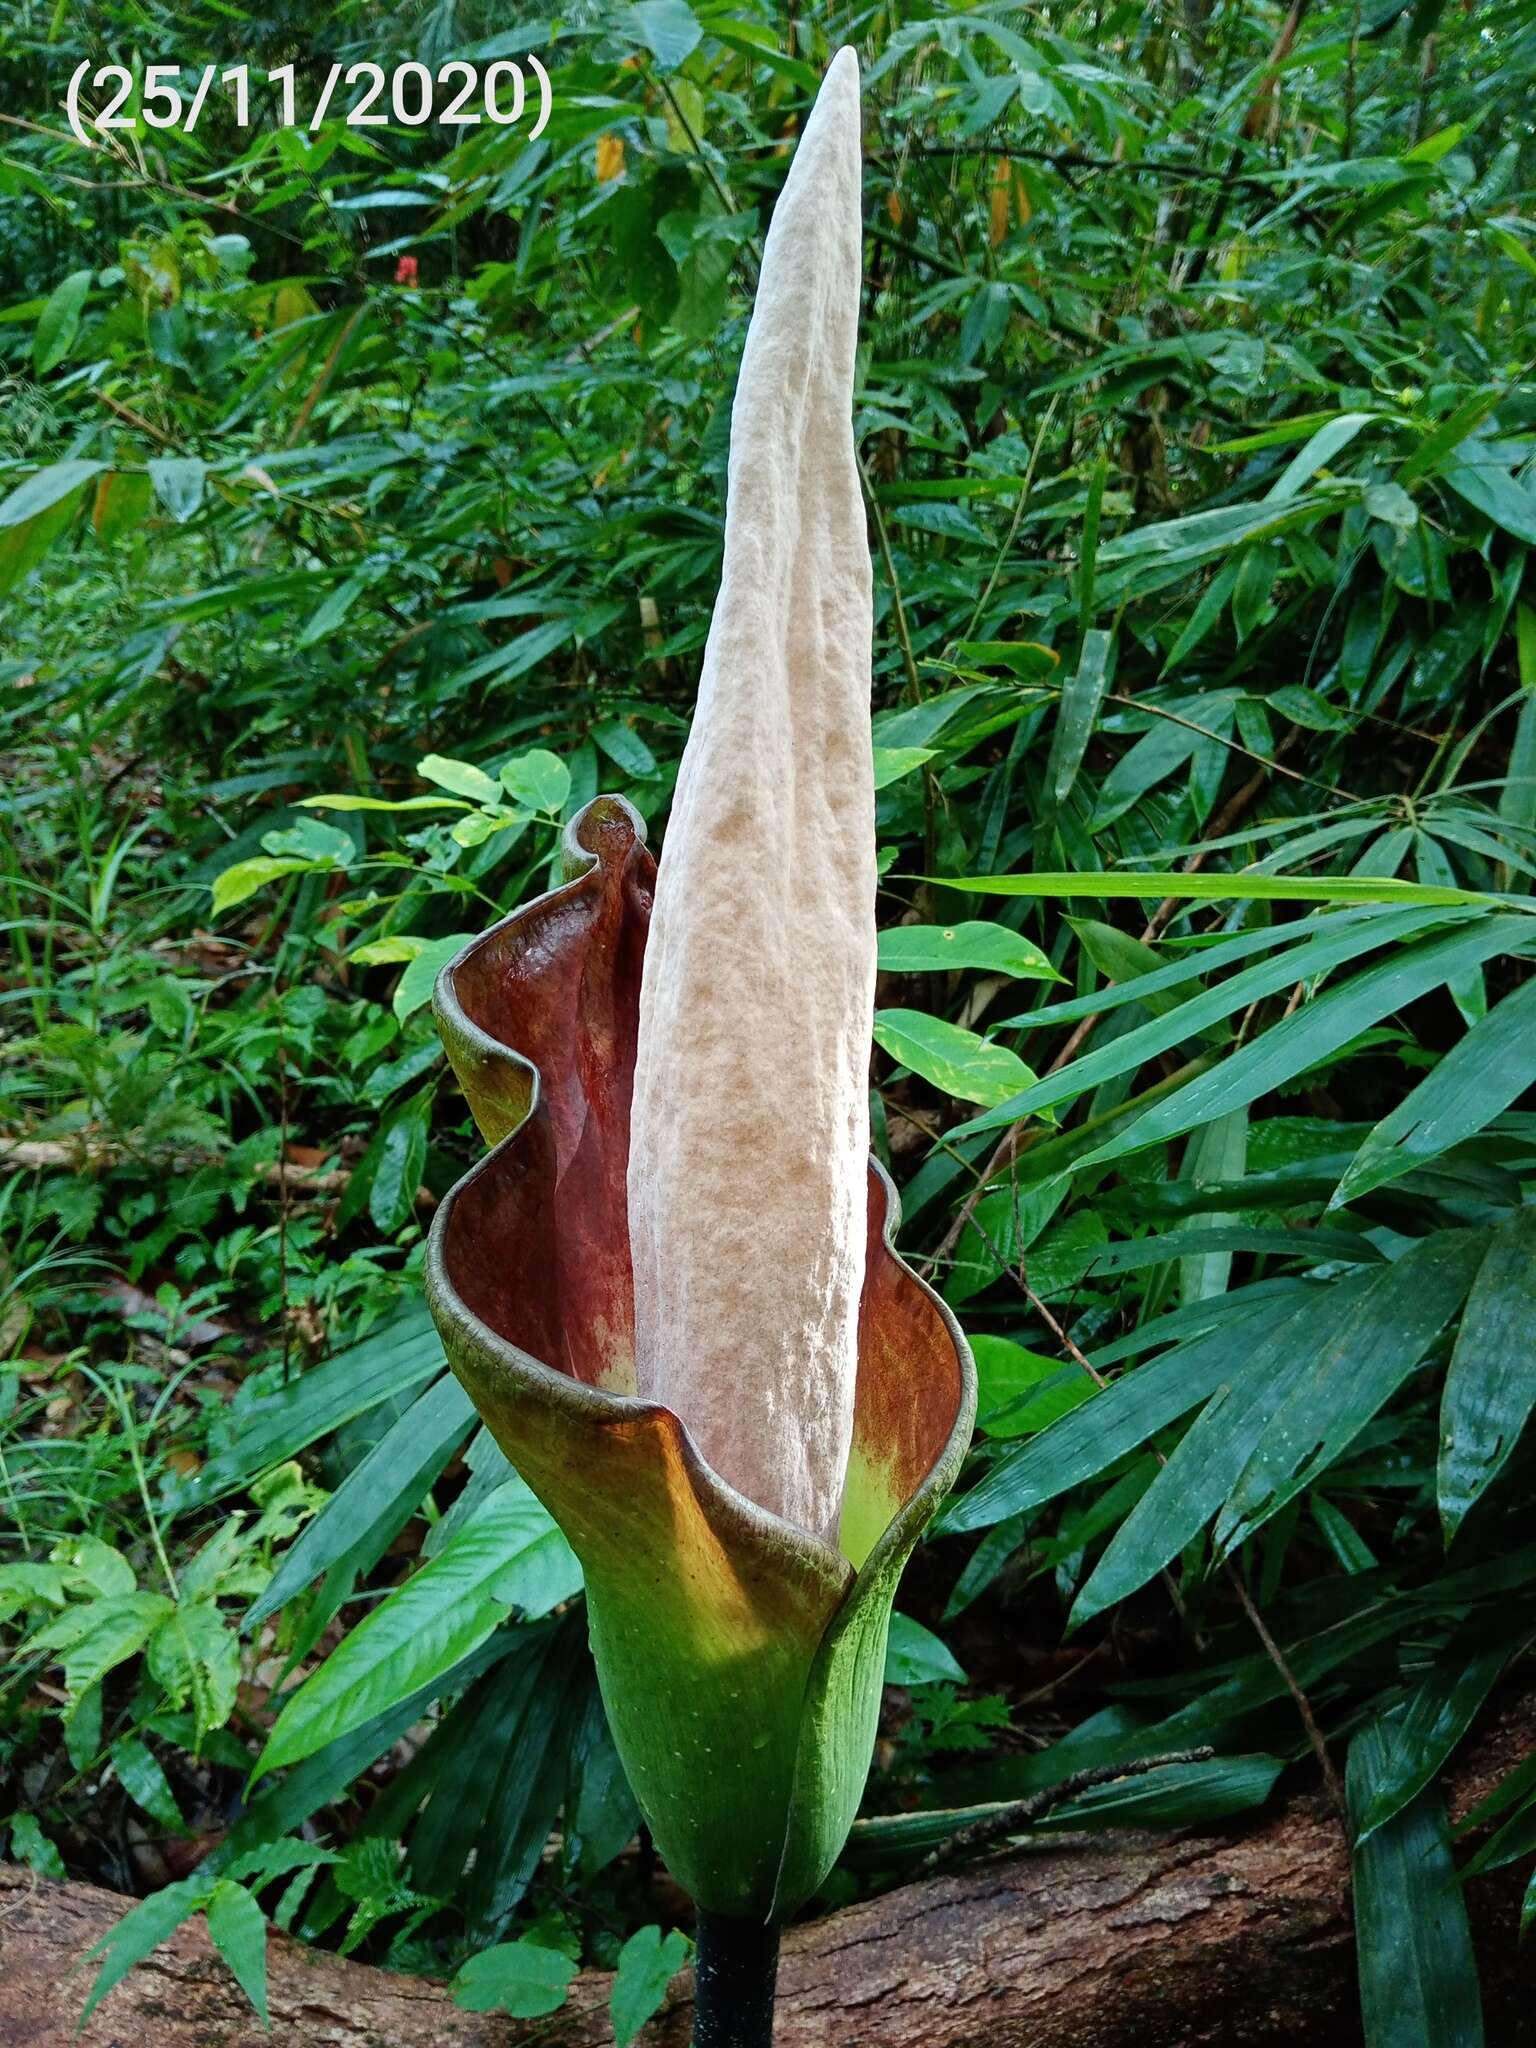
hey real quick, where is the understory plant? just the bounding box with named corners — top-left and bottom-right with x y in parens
top-left (425, 51), bottom-right (975, 2039)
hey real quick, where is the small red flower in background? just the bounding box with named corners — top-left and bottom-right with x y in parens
top-left (394, 256), bottom-right (419, 287)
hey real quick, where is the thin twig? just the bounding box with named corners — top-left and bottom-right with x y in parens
top-left (914, 1748), bottom-right (1216, 1875)
top-left (956, 394), bottom-right (1061, 649)
top-left (1222, 1560), bottom-right (1344, 1812)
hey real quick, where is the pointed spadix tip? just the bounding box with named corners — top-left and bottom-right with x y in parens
top-left (791, 44), bottom-right (860, 183)
top-left (826, 44), bottom-right (860, 90)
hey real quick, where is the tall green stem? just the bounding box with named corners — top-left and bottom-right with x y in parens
top-left (691, 1913), bottom-right (782, 2048)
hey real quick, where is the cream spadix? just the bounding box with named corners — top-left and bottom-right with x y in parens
top-left (627, 45), bottom-right (875, 1548)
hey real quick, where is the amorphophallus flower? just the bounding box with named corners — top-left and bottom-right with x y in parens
top-left (425, 45), bottom-right (973, 2040)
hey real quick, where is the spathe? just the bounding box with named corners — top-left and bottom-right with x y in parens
top-left (427, 798), bottom-right (973, 1915)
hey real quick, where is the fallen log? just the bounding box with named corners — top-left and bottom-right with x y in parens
top-left (1, 1691), bottom-right (1529, 2048)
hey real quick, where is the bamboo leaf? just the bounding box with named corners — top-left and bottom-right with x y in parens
top-left (1046, 627), bottom-right (1113, 806)
top-left (1348, 1720), bottom-right (1486, 2047)
top-left (1334, 977), bottom-right (1536, 1204)
top-left (1213, 1232), bottom-right (1487, 1558)
top-left (929, 869), bottom-right (1503, 908)
top-left (938, 1285), bottom-right (1295, 1533)
top-left (1438, 1209), bottom-right (1536, 1541)
top-left (954, 902), bottom-right (1458, 1139)
top-left (1353, 1621), bottom-right (1518, 1842)
top-left (1062, 917), bottom-right (1535, 1171)
top-left (877, 921), bottom-right (1058, 979)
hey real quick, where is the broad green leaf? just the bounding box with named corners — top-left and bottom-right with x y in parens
top-left (169, 1304), bottom-right (445, 1508)
top-left (1089, 715), bottom-right (1205, 830)
top-left (0, 477), bottom-right (91, 591)
top-left (92, 471), bottom-right (153, 546)
top-left (1212, 1231), bottom-right (1486, 1558)
top-left (592, 720), bottom-right (657, 778)
top-left (971, 1335), bottom-right (1094, 1438)
top-left (56, 1536), bottom-right (135, 1598)
top-left (148, 1598), bottom-right (242, 1741)
top-left (410, 1619), bottom-right (589, 1930)
top-left (872, 744), bottom-right (936, 788)
top-left (568, 1685), bottom-right (642, 1877)
top-left (1046, 627), bottom-right (1114, 808)
top-left (368, 1086), bottom-right (432, 1233)
top-left (877, 921), bottom-right (1058, 980)
top-left (0, 1562), bottom-right (68, 1623)
top-left (943, 1178), bottom-right (1067, 1306)
top-left (206, 1881), bottom-right (269, 2027)
top-left (451, 1939), bottom-right (578, 2018)
top-left (32, 268), bottom-right (92, 374)
top-left (255, 1480), bottom-right (580, 1774)
top-left (1069, 915), bottom-right (1203, 1022)
top-left (28, 1591), bottom-right (174, 1706)
top-left (112, 1735), bottom-right (185, 1833)
top-left (500, 749), bottom-right (570, 814)
top-left (417, 754), bottom-right (500, 804)
top-left (147, 457), bottom-right (207, 523)
top-left (1348, 1720), bottom-right (1485, 2048)
top-left (1442, 455), bottom-right (1536, 546)
top-left (1333, 977), bottom-right (1536, 1204)
top-left (954, 638), bottom-right (1059, 678)
top-left (1095, 496), bottom-right (1331, 599)
top-left (1438, 1210), bottom-right (1536, 1541)
top-left (393, 932), bottom-right (477, 1022)
top-left (297, 572), bottom-right (369, 647)
top-left (211, 855), bottom-right (319, 913)
top-left (610, 1926), bottom-right (691, 2048)
top-left (885, 1612), bottom-right (966, 1685)
top-left (1265, 412), bottom-right (1375, 499)
top-left (7, 1812), bottom-right (65, 1879)
top-left (261, 817), bottom-right (353, 863)
top-left (1178, 1108), bottom-right (1247, 1304)
top-left (873, 1008), bottom-right (1036, 1107)
top-left (1008, 1209), bottom-right (1108, 1303)
top-left (225, 1633), bottom-right (528, 1860)
top-left (1076, 457), bottom-right (1106, 640)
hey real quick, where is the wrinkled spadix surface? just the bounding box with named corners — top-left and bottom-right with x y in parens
top-left (426, 798), bottom-right (974, 1915)
top-left (627, 44), bottom-right (876, 1547)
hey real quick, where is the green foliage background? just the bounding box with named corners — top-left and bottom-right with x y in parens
top-left (2, 0), bottom-right (1535, 2037)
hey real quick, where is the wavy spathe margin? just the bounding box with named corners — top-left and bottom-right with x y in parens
top-left (426, 796), bottom-right (975, 1917)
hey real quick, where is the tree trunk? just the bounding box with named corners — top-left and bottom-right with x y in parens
top-left (1, 1692), bottom-right (1529, 2048)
